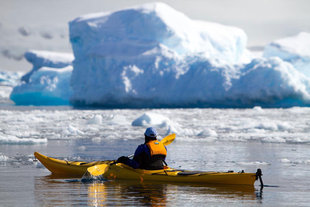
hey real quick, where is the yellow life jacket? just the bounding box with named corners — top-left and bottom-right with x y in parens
top-left (146, 140), bottom-right (167, 157)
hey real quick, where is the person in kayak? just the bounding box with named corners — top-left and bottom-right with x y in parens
top-left (116, 127), bottom-right (167, 170)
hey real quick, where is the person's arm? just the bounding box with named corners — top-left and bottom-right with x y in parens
top-left (125, 144), bottom-right (145, 169)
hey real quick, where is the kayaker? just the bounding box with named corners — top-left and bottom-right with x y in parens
top-left (116, 127), bottom-right (167, 170)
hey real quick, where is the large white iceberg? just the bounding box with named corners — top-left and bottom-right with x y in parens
top-left (9, 2), bottom-right (310, 107)
top-left (263, 32), bottom-right (310, 77)
top-left (68, 2), bottom-right (252, 107)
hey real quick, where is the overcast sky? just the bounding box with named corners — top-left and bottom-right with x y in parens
top-left (1, 0), bottom-right (310, 71)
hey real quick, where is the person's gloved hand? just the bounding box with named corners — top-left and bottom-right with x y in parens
top-left (116, 156), bottom-right (130, 164)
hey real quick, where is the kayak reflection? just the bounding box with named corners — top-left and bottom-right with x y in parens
top-left (34, 176), bottom-right (260, 206)
top-left (88, 181), bottom-right (167, 207)
top-left (87, 180), bottom-right (258, 206)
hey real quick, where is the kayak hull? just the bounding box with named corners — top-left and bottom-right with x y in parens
top-left (34, 152), bottom-right (257, 185)
top-left (103, 164), bottom-right (256, 185)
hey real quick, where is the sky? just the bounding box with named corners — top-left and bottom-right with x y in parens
top-left (1, 0), bottom-right (310, 72)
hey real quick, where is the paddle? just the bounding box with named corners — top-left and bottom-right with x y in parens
top-left (86, 133), bottom-right (176, 177)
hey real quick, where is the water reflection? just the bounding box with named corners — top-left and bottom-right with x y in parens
top-left (87, 181), bottom-right (258, 206)
top-left (88, 181), bottom-right (167, 207)
top-left (34, 176), bottom-right (261, 206)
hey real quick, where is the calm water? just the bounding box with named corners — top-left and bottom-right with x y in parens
top-left (1, 107), bottom-right (310, 206)
top-left (1, 139), bottom-right (310, 206)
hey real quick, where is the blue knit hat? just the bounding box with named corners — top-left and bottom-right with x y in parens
top-left (144, 127), bottom-right (157, 138)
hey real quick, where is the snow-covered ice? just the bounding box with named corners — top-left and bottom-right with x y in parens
top-left (21, 50), bottom-right (74, 83)
top-left (8, 2), bottom-right (310, 107)
top-left (67, 3), bottom-right (310, 107)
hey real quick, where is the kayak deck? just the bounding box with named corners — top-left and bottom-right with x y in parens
top-left (102, 163), bottom-right (257, 185)
top-left (34, 152), bottom-right (258, 185)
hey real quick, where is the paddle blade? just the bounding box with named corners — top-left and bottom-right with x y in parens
top-left (87, 163), bottom-right (109, 176)
top-left (161, 133), bottom-right (176, 146)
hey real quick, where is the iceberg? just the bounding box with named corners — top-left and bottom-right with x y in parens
top-left (227, 57), bottom-right (310, 107)
top-left (69, 2), bottom-right (252, 107)
top-left (10, 50), bottom-right (73, 105)
top-left (10, 65), bottom-right (73, 105)
top-left (263, 32), bottom-right (310, 77)
top-left (9, 2), bottom-right (310, 107)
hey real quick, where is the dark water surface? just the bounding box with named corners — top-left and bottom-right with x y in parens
top-left (1, 139), bottom-right (310, 206)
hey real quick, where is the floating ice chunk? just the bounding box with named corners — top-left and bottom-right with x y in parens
top-left (264, 32), bottom-right (310, 77)
top-left (280, 158), bottom-right (291, 163)
top-left (255, 122), bottom-right (279, 131)
top-left (0, 154), bottom-right (9, 162)
top-left (132, 112), bottom-right (170, 127)
top-left (197, 129), bottom-right (217, 137)
top-left (10, 66), bottom-right (73, 105)
top-left (132, 112), bottom-right (177, 134)
top-left (253, 106), bottom-right (264, 112)
top-left (87, 114), bottom-right (103, 125)
top-left (63, 125), bottom-right (84, 136)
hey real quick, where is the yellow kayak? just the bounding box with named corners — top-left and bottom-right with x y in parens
top-left (34, 152), bottom-right (259, 185)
